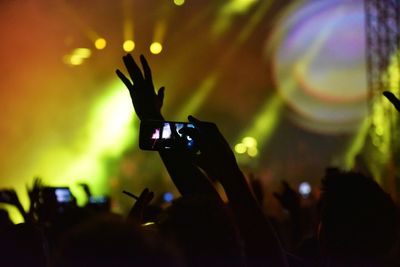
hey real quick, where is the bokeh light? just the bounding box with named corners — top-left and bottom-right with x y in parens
top-left (269, 0), bottom-right (367, 134)
top-left (123, 40), bottom-right (135, 52)
top-left (235, 143), bottom-right (247, 154)
top-left (173, 0), bottom-right (185, 6)
top-left (150, 42), bottom-right (163, 54)
top-left (94, 38), bottom-right (107, 50)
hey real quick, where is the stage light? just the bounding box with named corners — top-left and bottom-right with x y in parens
top-left (213, 0), bottom-right (267, 37)
top-left (69, 55), bottom-right (84, 66)
top-left (63, 48), bottom-right (92, 66)
top-left (242, 136), bottom-right (257, 148)
top-left (73, 48), bottom-right (91, 59)
top-left (173, 0), bottom-right (185, 6)
top-left (150, 42), bottom-right (163, 54)
top-left (247, 146), bottom-right (258, 157)
top-left (94, 38), bottom-right (107, 50)
top-left (298, 182), bottom-right (311, 198)
top-left (235, 143), bottom-right (247, 154)
top-left (123, 40), bottom-right (135, 52)
top-left (163, 192), bottom-right (174, 202)
top-left (236, 94), bottom-right (284, 158)
top-left (270, 0), bottom-right (369, 134)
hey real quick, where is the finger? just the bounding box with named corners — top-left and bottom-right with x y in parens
top-left (116, 69), bottom-right (133, 89)
top-left (138, 188), bottom-right (149, 199)
top-left (140, 54), bottom-right (154, 84)
top-left (144, 191), bottom-right (154, 206)
top-left (157, 87), bottom-right (165, 103)
top-left (188, 115), bottom-right (201, 125)
top-left (123, 54), bottom-right (144, 84)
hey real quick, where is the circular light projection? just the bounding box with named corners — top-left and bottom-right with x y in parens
top-left (298, 182), bottom-right (311, 198)
top-left (123, 40), bottom-right (135, 52)
top-left (247, 146), bottom-right (258, 157)
top-left (242, 136), bottom-right (257, 148)
top-left (235, 143), bottom-right (247, 154)
top-left (73, 48), bottom-right (91, 58)
top-left (95, 38), bottom-right (107, 50)
top-left (163, 192), bottom-right (174, 202)
top-left (268, 0), bottom-right (368, 134)
top-left (69, 55), bottom-right (84, 66)
top-left (150, 42), bottom-right (163, 54)
top-left (173, 0), bottom-right (185, 6)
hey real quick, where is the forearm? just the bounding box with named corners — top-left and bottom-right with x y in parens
top-left (159, 151), bottom-right (220, 197)
top-left (15, 202), bottom-right (30, 223)
top-left (220, 167), bottom-right (288, 267)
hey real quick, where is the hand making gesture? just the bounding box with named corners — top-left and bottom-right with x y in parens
top-left (116, 54), bottom-right (165, 120)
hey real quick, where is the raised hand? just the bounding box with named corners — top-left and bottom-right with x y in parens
top-left (0, 189), bottom-right (20, 206)
top-left (0, 188), bottom-right (29, 222)
top-left (116, 54), bottom-right (165, 120)
top-left (27, 177), bottom-right (43, 221)
top-left (273, 181), bottom-right (301, 212)
top-left (383, 91), bottom-right (400, 112)
top-left (187, 115), bottom-right (239, 182)
top-left (188, 116), bottom-right (288, 266)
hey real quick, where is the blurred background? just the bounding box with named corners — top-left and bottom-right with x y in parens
top-left (0, 0), bottom-right (399, 222)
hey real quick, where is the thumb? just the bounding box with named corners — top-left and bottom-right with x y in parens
top-left (157, 87), bottom-right (165, 102)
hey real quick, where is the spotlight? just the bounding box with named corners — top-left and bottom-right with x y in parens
top-left (235, 143), bottom-right (247, 154)
top-left (242, 136), bottom-right (257, 148)
top-left (163, 192), bottom-right (174, 203)
top-left (94, 38), bottom-right (107, 50)
top-left (298, 182), bottom-right (311, 198)
top-left (247, 146), bottom-right (258, 157)
top-left (173, 0), bottom-right (185, 6)
top-left (69, 55), bottom-right (84, 66)
top-left (123, 40), bottom-right (135, 52)
top-left (72, 48), bottom-right (91, 59)
top-left (150, 42), bottom-right (163, 54)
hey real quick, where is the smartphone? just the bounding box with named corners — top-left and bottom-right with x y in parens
top-left (139, 120), bottom-right (199, 152)
top-left (54, 187), bottom-right (73, 203)
top-left (89, 196), bottom-right (109, 204)
top-left (41, 187), bottom-right (73, 204)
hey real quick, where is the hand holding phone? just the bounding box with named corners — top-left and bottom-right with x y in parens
top-left (139, 120), bottom-right (199, 153)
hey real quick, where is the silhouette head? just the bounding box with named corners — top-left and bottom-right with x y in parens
top-left (318, 169), bottom-right (397, 258)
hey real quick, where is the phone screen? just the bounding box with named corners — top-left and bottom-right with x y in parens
top-left (139, 120), bottom-right (198, 152)
top-left (89, 196), bottom-right (108, 204)
top-left (54, 188), bottom-right (73, 203)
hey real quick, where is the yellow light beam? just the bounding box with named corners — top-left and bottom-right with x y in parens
top-left (122, 0), bottom-right (135, 51)
top-left (56, 1), bottom-right (104, 44)
top-left (213, 0), bottom-right (260, 37)
top-left (236, 93), bottom-right (284, 151)
top-left (175, 1), bottom-right (271, 118)
top-left (174, 73), bottom-right (219, 120)
top-left (122, 0), bottom-right (134, 40)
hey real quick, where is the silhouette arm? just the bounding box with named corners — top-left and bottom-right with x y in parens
top-left (116, 54), bottom-right (218, 197)
top-left (189, 116), bottom-right (288, 267)
top-left (0, 189), bottom-right (29, 222)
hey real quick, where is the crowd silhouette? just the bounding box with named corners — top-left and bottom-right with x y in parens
top-left (0, 53), bottom-right (399, 267)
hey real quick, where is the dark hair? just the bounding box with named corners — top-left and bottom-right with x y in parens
top-left (318, 170), bottom-right (397, 257)
top-left (53, 214), bottom-right (182, 267)
top-left (158, 194), bottom-right (245, 267)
